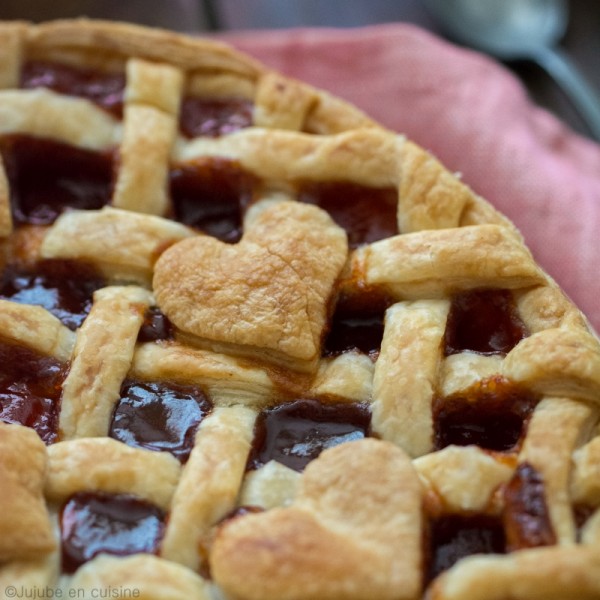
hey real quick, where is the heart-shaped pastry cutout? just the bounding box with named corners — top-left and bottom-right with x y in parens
top-left (153, 201), bottom-right (348, 372)
top-left (210, 438), bottom-right (423, 600)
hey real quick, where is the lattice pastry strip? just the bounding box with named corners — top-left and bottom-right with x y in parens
top-left (59, 285), bottom-right (153, 439)
top-left (41, 208), bottom-right (195, 285)
top-left (112, 59), bottom-right (183, 216)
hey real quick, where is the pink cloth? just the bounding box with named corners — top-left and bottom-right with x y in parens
top-left (224, 23), bottom-right (600, 332)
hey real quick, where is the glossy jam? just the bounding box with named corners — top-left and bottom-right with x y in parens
top-left (427, 514), bottom-right (505, 583)
top-left (0, 260), bottom-right (106, 330)
top-left (433, 377), bottom-right (538, 452)
top-left (502, 462), bottom-right (556, 551)
top-left (1, 135), bottom-right (114, 226)
top-left (0, 340), bottom-right (64, 444)
top-left (109, 380), bottom-right (212, 462)
top-left (298, 182), bottom-right (398, 248)
top-left (323, 289), bottom-right (393, 359)
top-left (247, 399), bottom-right (371, 472)
top-left (444, 289), bottom-right (528, 356)
top-left (21, 61), bottom-right (125, 117)
top-left (60, 492), bottom-right (165, 574)
top-left (169, 158), bottom-right (255, 243)
top-left (179, 96), bottom-right (253, 138)
top-left (137, 307), bottom-right (175, 343)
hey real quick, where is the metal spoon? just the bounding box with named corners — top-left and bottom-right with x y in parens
top-left (424, 0), bottom-right (600, 140)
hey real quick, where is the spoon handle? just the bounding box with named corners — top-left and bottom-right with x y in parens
top-left (531, 46), bottom-right (600, 141)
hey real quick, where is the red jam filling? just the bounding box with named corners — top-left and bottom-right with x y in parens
top-left (179, 96), bottom-right (253, 138)
top-left (169, 158), bottom-right (255, 243)
top-left (60, 491), bottom-right (165, 574)
top-left (137, 307), bottom-right (175, 343)
top-left (502, 462), bottom-right (556, 551)
top-left (0, 339), bottom-right (64, 444)
top-left (109, 380), bottom-right (212, 462)
top-left (298, 181), bottom-right (398, 248)
top-left (427, 514), bottom-right (506, 583)
top-left (21, 61), bottom-right (125, 117)
top-left (0, 135), bottom-right (114, 226)
top-left (433, 377), bottom-right (538, 452)
top-left (323, 289), bottom-right (393, 359)
top-left (247, 398), bottom-right (371, 472)
top-left (0, 259), bottom-right (106, 331)
top-left (444, 289), bottom-right (528, 356)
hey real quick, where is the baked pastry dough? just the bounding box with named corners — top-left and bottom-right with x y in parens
top-left (0, 17), bottom-right (599, 600)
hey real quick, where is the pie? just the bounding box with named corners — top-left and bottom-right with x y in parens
top-left (1, 18), bottom-right (600, 600)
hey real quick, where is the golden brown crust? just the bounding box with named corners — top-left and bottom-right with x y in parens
top-left (46, 438), bottom-right (182, 510)
top-left (154, 201), bottom-right (348, 372)
top-left (0, 299), bottom-right (75, 360)
top-left (41, 208), bottom-right (195, 284)
top-left (360, 224), bottom-right (547, 299)
top-left (211, 439), bottom-right (423, 600)
top-left (68, 554), bottom-right (212, 600)
top-left (426, 546), bottom-right (600, 600)
top-left (59, 286), bottom-right (152, 439)
top-left (372, 299), bottom-right (449, 457)
top-left (161, 406), bottom-right (256, 570)
top-left (0, 423), bottom-right (55, 562)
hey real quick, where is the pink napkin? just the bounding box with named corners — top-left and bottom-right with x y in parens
top-left (224, 23), bottom-right (600, 333)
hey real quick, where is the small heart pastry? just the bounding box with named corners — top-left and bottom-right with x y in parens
top-left (210, 438), bottom-right (423, 600)
top-left (153, 200), bottom-right (348, 372)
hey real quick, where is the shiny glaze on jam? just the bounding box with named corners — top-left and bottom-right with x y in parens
top-left (247, 398), bottom-right (371, 472)
top-left (179, 96), bottom-right (253, 138)
top-left (444, 289), bottom-right (528, 356)
top-left (137, 307), bottom-right (175, 342)
top-left (427, 514), bottom-right (505, 583)
top-left (0, 259), bottom-right (106, 331)
top-left (298, 181), bottom-right (398, 248)
top-left (169, 158), bottom-right (255, 243)
top-left (323, 289), bottom-right (393, 359)
top-left (109, 380), bottom-right (212, 462)
top-left (0, 339), bottom-right (64, 444)
top-left (0, 135), bottom-right (114, 225)
top-left (502, 462), bottom-right (556, 551)
top-left (60, 492), bottom-right (165, 574)
top-left (21, 61), bottom-right (125, 117)
top-left (433, 377), bottom-right (538, 452)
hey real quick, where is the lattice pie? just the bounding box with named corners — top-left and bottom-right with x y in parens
top-left (1, 18), bottom-right (600, 600)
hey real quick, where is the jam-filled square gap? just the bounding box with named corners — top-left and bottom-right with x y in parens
top-left (169, 157), bottom-right (257, 243)
top-left (0, 259), bottom-right (106, 330)
top-left (296, 180), bottom-right (399, 248)
top-left (0, 135), bottom-right (115, 226)
top-left (59, 491), bottom-right (166, 574)
top-left (109, 379), bottom-right (213, 463)
top-left (20, 60), bottom-right (126, 117)
top-left (443, 288), bottom-right (529, 356)
top-left (179, 95), bottom-right (253, 138)
top-left (433, 376), bottom-right (539, 452)
top-left (0, 338), bottom-right (65, 444)
top-left (246, 398), bottom-right (372, 473)
top-left (322, 287), bottom-right (394, 359)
